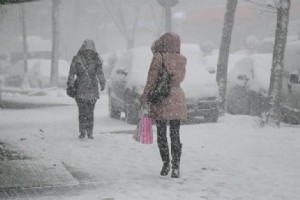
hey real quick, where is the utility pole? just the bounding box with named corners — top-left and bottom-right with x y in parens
top-left (20, 3), bottom-right (28, 73)
top-left (50, 0), bottom-right (60, 87)
top-left (157, 0), bottom-right (179, 32)
top-left (20, 3), bottom-right (31, 89)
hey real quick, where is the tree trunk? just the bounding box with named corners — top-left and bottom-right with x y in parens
top-left (265, 0), bottom-right (291, 126)
top-left (127, 38), bottom-right (134, 50)
top-left (165, 6), bottom-right (171, 32)
top-left (20, 4), bottom-right (30, 89)
top-left (50, 0), bottom-right (60, 87)
top-left (20, 4), bottom-right (28, 73)
top-left (216, 0), bottom-right (238, 113)
top-left (104, 0), bottom-right (142, 50)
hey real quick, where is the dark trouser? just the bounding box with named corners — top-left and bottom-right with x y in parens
top-left (76, 98), bottom-right (97, 136)
top-left (156, 120), bottom-right (182, 169)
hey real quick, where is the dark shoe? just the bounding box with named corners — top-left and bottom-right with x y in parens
top-left (158, 143), bottom-right (170, 176)
top-left (171, 169), bottom-right (180, 178)
top-left (87, 129), bottom-right (94, 139)
top-left (171, 143), bottom-right (182, 178)
top-left (87, 135), bottom-right (94, 139)
top-left (160, 162), bottom-right (170, 176)
top-left (79, 133), bottom-right (86, 139)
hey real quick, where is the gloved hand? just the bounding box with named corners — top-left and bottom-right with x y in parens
top-left (141, 104), bottom-right (150, 116)
top-left (141, 103), bottom-right (150, 112)
top-left (66, 86), bottom-right (76, 98)
top-left (100, 84), bottom-right (105, 91)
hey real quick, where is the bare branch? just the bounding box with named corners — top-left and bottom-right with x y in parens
top-left (273, 0), bottom-right (279, 9)
top-left (130, 1), bottom-right (142, 40)
top-left (103, 0), bottom-right (143, 49)
top-left (103, 0), bottom-right (128, 39)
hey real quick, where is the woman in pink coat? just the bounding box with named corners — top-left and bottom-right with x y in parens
top-left (141, 32), bottom-right (187, 178)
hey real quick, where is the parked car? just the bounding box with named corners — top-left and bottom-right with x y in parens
top-left (5, 59), bottom-right (70, 88)
top-left (281, 40), bottom-right (300, 123)
top-left (107, 44), bottom-right (219, 124)
top-left (227, 40), bottom-right (300, 124)
top-left (257, 35), bottom-right (298, 54)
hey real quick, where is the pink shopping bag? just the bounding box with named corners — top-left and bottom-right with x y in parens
top-left (141, 116), bottom-right (153, 144)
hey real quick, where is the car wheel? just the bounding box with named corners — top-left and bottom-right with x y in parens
top-left (281, 107), bottom-right (299, 125)
top-left (108, 92), bottom-right (121, 119)
top-left (227, 86), bottom-right (250, 115)
top-left (125, 103), bottom-right (140, 125)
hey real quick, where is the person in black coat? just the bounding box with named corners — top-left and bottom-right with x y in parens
top-left (67, 39), bottom-right (106, 139)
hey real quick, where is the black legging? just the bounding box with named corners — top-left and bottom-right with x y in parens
top-left (76, 98), bottom-right (97, 135)
top-left (156, 120), bottom-right (181, 148)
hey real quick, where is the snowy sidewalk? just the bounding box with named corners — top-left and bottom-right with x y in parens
top-left (0, 159), bottom-right (79, 189)
top-left (1, 95), bottom-right (300, 200)
top-left (0, 141), bottom-right (79, 198)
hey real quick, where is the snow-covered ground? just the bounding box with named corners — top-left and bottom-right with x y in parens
top-left (1, 94), bottom-right (300, 200)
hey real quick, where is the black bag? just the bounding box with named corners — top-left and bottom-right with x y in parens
top-left (66, 80), bottom-right (78, 98)
top-left (66, 86), bottom-right (77, 98)
top-left (148, 53), bottom-right (173, 104)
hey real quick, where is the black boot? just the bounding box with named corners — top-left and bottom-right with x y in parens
top-left (171, 143), bottom-right (182, 178)
top-left (79, 130), bottom-right (86, 139)
top-left (161, 162), bottom-right (170, 176)
top-left (158, 144), bottom-right (170, 176)
top-left (87, 130), bottom-right (94, 139)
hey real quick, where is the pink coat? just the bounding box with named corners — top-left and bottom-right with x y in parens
top-left (141, 33), bottom-right (187, 120)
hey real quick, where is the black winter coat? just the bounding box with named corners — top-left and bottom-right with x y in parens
top-left (67, 49), bottom-right (106, 99)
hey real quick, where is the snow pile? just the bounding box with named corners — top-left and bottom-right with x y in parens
top-left (2, 87), bottom-right (75, 106)
top-left (250, 53), bottom-right (273, 93)
top-left (18, 36), bottom-right (51, 52)
top-left (11, 59), bottom-right (70, 78)
top-left (227, 53), bottom-right (273, 94)
top-left (285, 40), bottom-right (300, 73)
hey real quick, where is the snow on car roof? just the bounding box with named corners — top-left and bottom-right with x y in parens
top-left (229, 53), bottom-right (272, 93)
top-left (204, 53), bottom-right (246, 77)
top-left (18, 36), bottom-right (51, 52)
top-left (13, 59), bottom-right (70, 78)
top-left (250, 54), bottom-right (273, 92)
top-left (285, 40), bottom-right (300, 73)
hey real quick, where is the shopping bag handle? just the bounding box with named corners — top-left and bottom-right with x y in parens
top-left (139, 105), bottom-right (150, 117)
